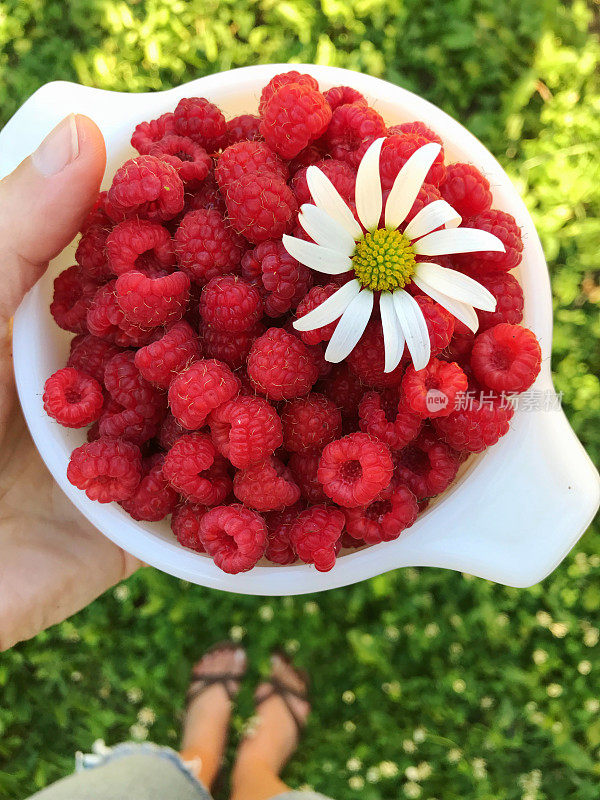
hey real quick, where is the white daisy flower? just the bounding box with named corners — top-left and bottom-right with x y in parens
top-left (283, 138), bottom-right (504, 371)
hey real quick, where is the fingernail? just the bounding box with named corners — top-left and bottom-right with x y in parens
top-left (31, 114), bottom-right (80, 176)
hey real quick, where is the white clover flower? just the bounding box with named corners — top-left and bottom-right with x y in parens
top-left (344, 720), bottom-right (356, 733)
top-left (417, 762), bottom-right (432, 780)
top-left (413, 727), bottom-right (427, 743)
top-left (550, 621), bottom-right (568, 638)
top-left (447, 748), bottom-right (462, 763)
top-left (424, 622), bottom-right (439, 638)
top-left (366, 766), bottom-right (381, 783)
top-left (113, 584), bottom-right (130, 601)
top-left (342, 690), bottom-right (356, 704)
top-left (404, 780), bottom-right (422, 798)
top-left (258, 605), bottom-right (274, 621)
top-left (71, 670), bottom-right (82, 682)
top-left (532, 649), bottom-right (548, 665)
top-left (585, 698), bottom-right (600, 713)
top-left (584, 627), bottom-right (599, 647)
top-left (137, 707), bottom-right (156, 726)
top-left (304, 601), bottom-right (319, 615)
top-left (379, 761), bottom-right (399, 778)
top-left (347, 757), bottom-right (362, 772)
top-left (348, 775), bottom-right (364, 790)
top-left (403, 739), bottom-right (417, 753)
top-left (405, 766), bottom-right (420, 781)
top-left (547, 683), bottom-right (563, 697)
top-left (129, 723), bottom-right (148, 740)
top-left (536, 610), bottom-right (552, 627)
top-left (453, 678), bottom-right (466, 693)
top-left (127, 687), bottom-right (143, 703)
top-left (283, 140), bottom-right (501, 371)
top-left (578, 660), bottom-right (592, 675)
top-left (480, 696), bottom-right (494, 709)
top-left (472, 758), bottom-right (487, 779)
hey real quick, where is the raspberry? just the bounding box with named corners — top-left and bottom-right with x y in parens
top-left (171, 501), bottom-right (207, 552)
top-left (98, 401), bottom-right (162, 446)
top-left (43, 367), bottom-right (104, 428)
top-left (288, 145), bottom-right (325, 173)
top-left (104, 351), bottom-right (163, 412)
top-left (472, 272), bottom-right (524, 331)
top-left (198, 505), bottom-right (267, 574)
top-left (87, 281), bottom-right (154, 347)
top-left (323, 86), bottom-right (367, 111)
top-left (163, 433), bottom-right (231, 504)
top-left (264, 504), bottom-right (302, 565)
top-left (106, 219), bottom-right (174, 276)
top-left (288, 451), bottom-right (327, 503)
top-left (344, 483), bottom-right (419, 544)
top-left (319, 363), bottom-right (365, 418)
top-left (115, 269), bottom-right (190, 328)
top-left (402, 358), bottom-right (468, 419)
top-left (441, 330), bottom-right (476, 365)
top-left (347, 322), bottom-right (407, 389)
top-left (67, 436), bottom-right (142, 503)
top-left (201, 322), bottom-right (263, 370)
top-left (259, 71), bottom-right (319, 114)
top-left (131, 113), bottom-right (176, 154)
top-left (247, 328), bottom-right (318, 400)
top-left (433, 394), bottom-right (514, 452)
top-left (80, 192), bottom-right (111, 233)
top-left (225, 173), bottom-right (298, 243)
top-left (149, 135), bottom-right (211, 184)
top-left (471, 323), bottom-right (541, 394)
top-left (168, 359), bottom-right (240, 429)
top-left (67, 335), bottom-right (122, 383)
top-left (120, 454), bottom-right (178, 521)
top-left (75, 223), bottom-right (111, 282)
top-left (241, 240), bottom-right (312, 317)
top-left (199, 275), bottom-right (263, 332)
top-left (358, 391), bottom-right (422, 451)
top-left (376, 134), bottom-right (446, 190)
top-left (233, 456), bottom-right (300, 511)
top-left (158, 412), bottom-right (187, 451)
top-left (209, 395), bottom-right (283, 468)
top-left (173, 97), bottom-right (227, 151)
top-left (281, 393), bottom-right (342, 453)
top-left (289, 505), bottom-right (345, 572)
top-left (134, 321), bottom-right (201, 388)
top-left (226, 114), bottom-right (262, 146)
top-left (185, 176), bottom-right (226, 214)
top-left (107, 156), bottom-right (184, 222)
top-left (293, 284), bottom-right (343, 346)
top-left (414, 295), bottom-right (455, 355)
top-left (440, 163), bottom-right (492, 218)
top-left (50, 265), bottom-right (100, 333)
top-left (387, 121), bottom-right (443, 145)
top-left (455, 210), bottom-right (523, 272)
top-left (291, 159), bottom-right (356, 206)
top-left (216, 141), bottom-right (288, 191)
top-left (175, 209), bottom-right (245, 285)
top-left (325, 103), bottom-right (387, 167)
top-left (318, 432), bottom-right (393, 508)
top-left (394, 430), bottom-right (459, 498)
top-left (261, 83), bottom-right (332, 159)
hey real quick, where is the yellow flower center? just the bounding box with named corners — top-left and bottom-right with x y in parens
top-left (352, 228), bottom-right (416, 291)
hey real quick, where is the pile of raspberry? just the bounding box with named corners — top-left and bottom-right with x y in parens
top-left (43, 70), bottom-right (541, 575)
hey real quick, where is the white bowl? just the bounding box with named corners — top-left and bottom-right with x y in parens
top-left (1, 64), bottom-right (598, 594)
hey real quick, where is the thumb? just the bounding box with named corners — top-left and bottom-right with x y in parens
top-left (0, 113), bottom-right (106, 322)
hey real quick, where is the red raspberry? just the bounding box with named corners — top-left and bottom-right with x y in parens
top-left (158, 412), bottom-right (187, 451)
top-left (233, 456), bottom-right (300, 512)
top-left (175, 209), bottom-right (245, 285)
top-left (106, 219), bottom-right (174, 276)
top-left (134, 321), bottom-right (201, 388)
top-left (325, 103), bottom-right (387, 167)
top-left (288, 451), bottom-right (327, 504)
top-left (414, 295), bottom-right (455, 355)
top-left (394, 430), bottom-right (459, 498)
top-left (163, 433), bottom-right (231, 504)
top-left (433, 394), bottom-right (514, 452)
top-left (281, 393), bottom-right (342, 453)
top-left (50, 265), bottom-right (100, 333)
top-left (80, 191), bottom-right (111, 233)
top-left (319, 363), bottom-right (365, 418)
top-left (149, 135), bottom-right (211, 184)
top-left (455, 210), bottom-right (523, 272)
top-left (168, 359), bottom-right (241, 429)
top-left (247, 328), bottom-right (318, 401)
top-left (323, 86), bottom-right (367, 111)
top-left (441, 331), bottom-right (476, 365)
top-left (261, 84), bottom-right (332, 159)
top-left (318, 432), bottom-right (393, 508)
top-left (440, 163), bottom-right (492, 218)
top-left (115, 270), bottom-right (190, 328)
top-left (291, 159), bottom-right (356, 206)
top-left (199, 504), bottom-right (267, 574)
top-left (209, 395), bottom-right (283, 469)
top-left (201, 322), bottom-right (263, 370)
top-left (259, 71), bottom-right (319, 114)
top-left (358, 391), bottom-right (422, 451)
top-left (120, 454), bottom-right (178, 521)
top-left (173, 97), bottom-right (227, 151)
top-left (107, 156), bottom-right (184, 222)
top-left (185, 176), bottom-right (226, 215)
top-left (87, 281), bottom-right (154, 347)
top-left (75, 223), bottom-right (111, 282)
top-left (344, 483), bottom-right (419, 544)
top-left (472, 272), bottom-right (524, 331)
top-left (294, 284), bottom-right (342, 345)
top-left (171, 501), bottom-right (207, 552)
top-left (347, 322), bottom-right (407, 389)
top-left (241, 240), bottom-right (312, 317)
top-left (376, 134), bottom-right (446, 190)
top-left (98, 399), bottom-right (163, 446)
top-left (288, 145), bottom-right (325, 173)
top-left (67, 436), bottom-right (142, 503)
top-left (225, 172), bottom-right (298, 243)
top-left (471, 323), bottom-right (541, 394)
top-left (67, 335), bottom-right (122, 383)
top-left (131, 113), bottom-right (176, 154)
top-left (43, 367), bottom-right (104, 428)
top-left (387, 121), bottom-right (442, 145)
top-left (289, 505), bottom-right (345, 572)
top-left (103, 351), bottom-right (162, 411)
top-left (216, 141), bottom-right (288, 191)
top-left (264, 504), bottom-right (302, 565)
top-left (341, 531), bottom-right (365, 549)
top-left (402, 358), bottom-right (468, 419)
top-left (199, 275), bottom-right (263, 333)
top-left (225, 114), bottom-right (262, 146)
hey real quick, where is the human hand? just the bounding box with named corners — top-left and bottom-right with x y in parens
top-left (0, 114), bottom-right (142, 651)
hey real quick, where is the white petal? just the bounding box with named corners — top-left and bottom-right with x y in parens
top-left (413, 227), bottom-right (506, 257)
top-left (306, 165), bottom-right (363, 240)
top-left (355, 137), bottom-right (385, 232)
top-left (412, 275), bottom-right (480, 333)
top-left (379, 292), bottom-right (405, 373)
top-left (384, 142), bottom-right (442, 230)
top-left (415, 262), bottom-right (496, 311)
top-left (293, 279), bottom-right (361, 332)
top-left (325, 290), bottom-right (374, 363)
top-left (299, 204), bottom-right (356, 257)
top-left (403, 199), bottom-right (462, 241)
top-left (282, 235), bottom-right (353, 275)
top-left (392, 289), bottom-right (431, 371)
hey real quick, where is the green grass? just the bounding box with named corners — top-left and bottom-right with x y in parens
top-left (1, 1), bottom-right (599, 798)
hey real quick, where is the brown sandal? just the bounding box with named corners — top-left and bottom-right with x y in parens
top-left (186, 640), bottom-right (247, 708)
top-left (254, 650), bottom-right (310, 740)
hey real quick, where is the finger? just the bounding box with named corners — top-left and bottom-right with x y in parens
top-left (0, 113), bottom-right (106, 323)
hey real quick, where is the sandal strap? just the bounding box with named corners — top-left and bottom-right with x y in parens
top-left (186, 672), bottom-right (242, 706)
top-left (255, 677), bottom-right (308, 740)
